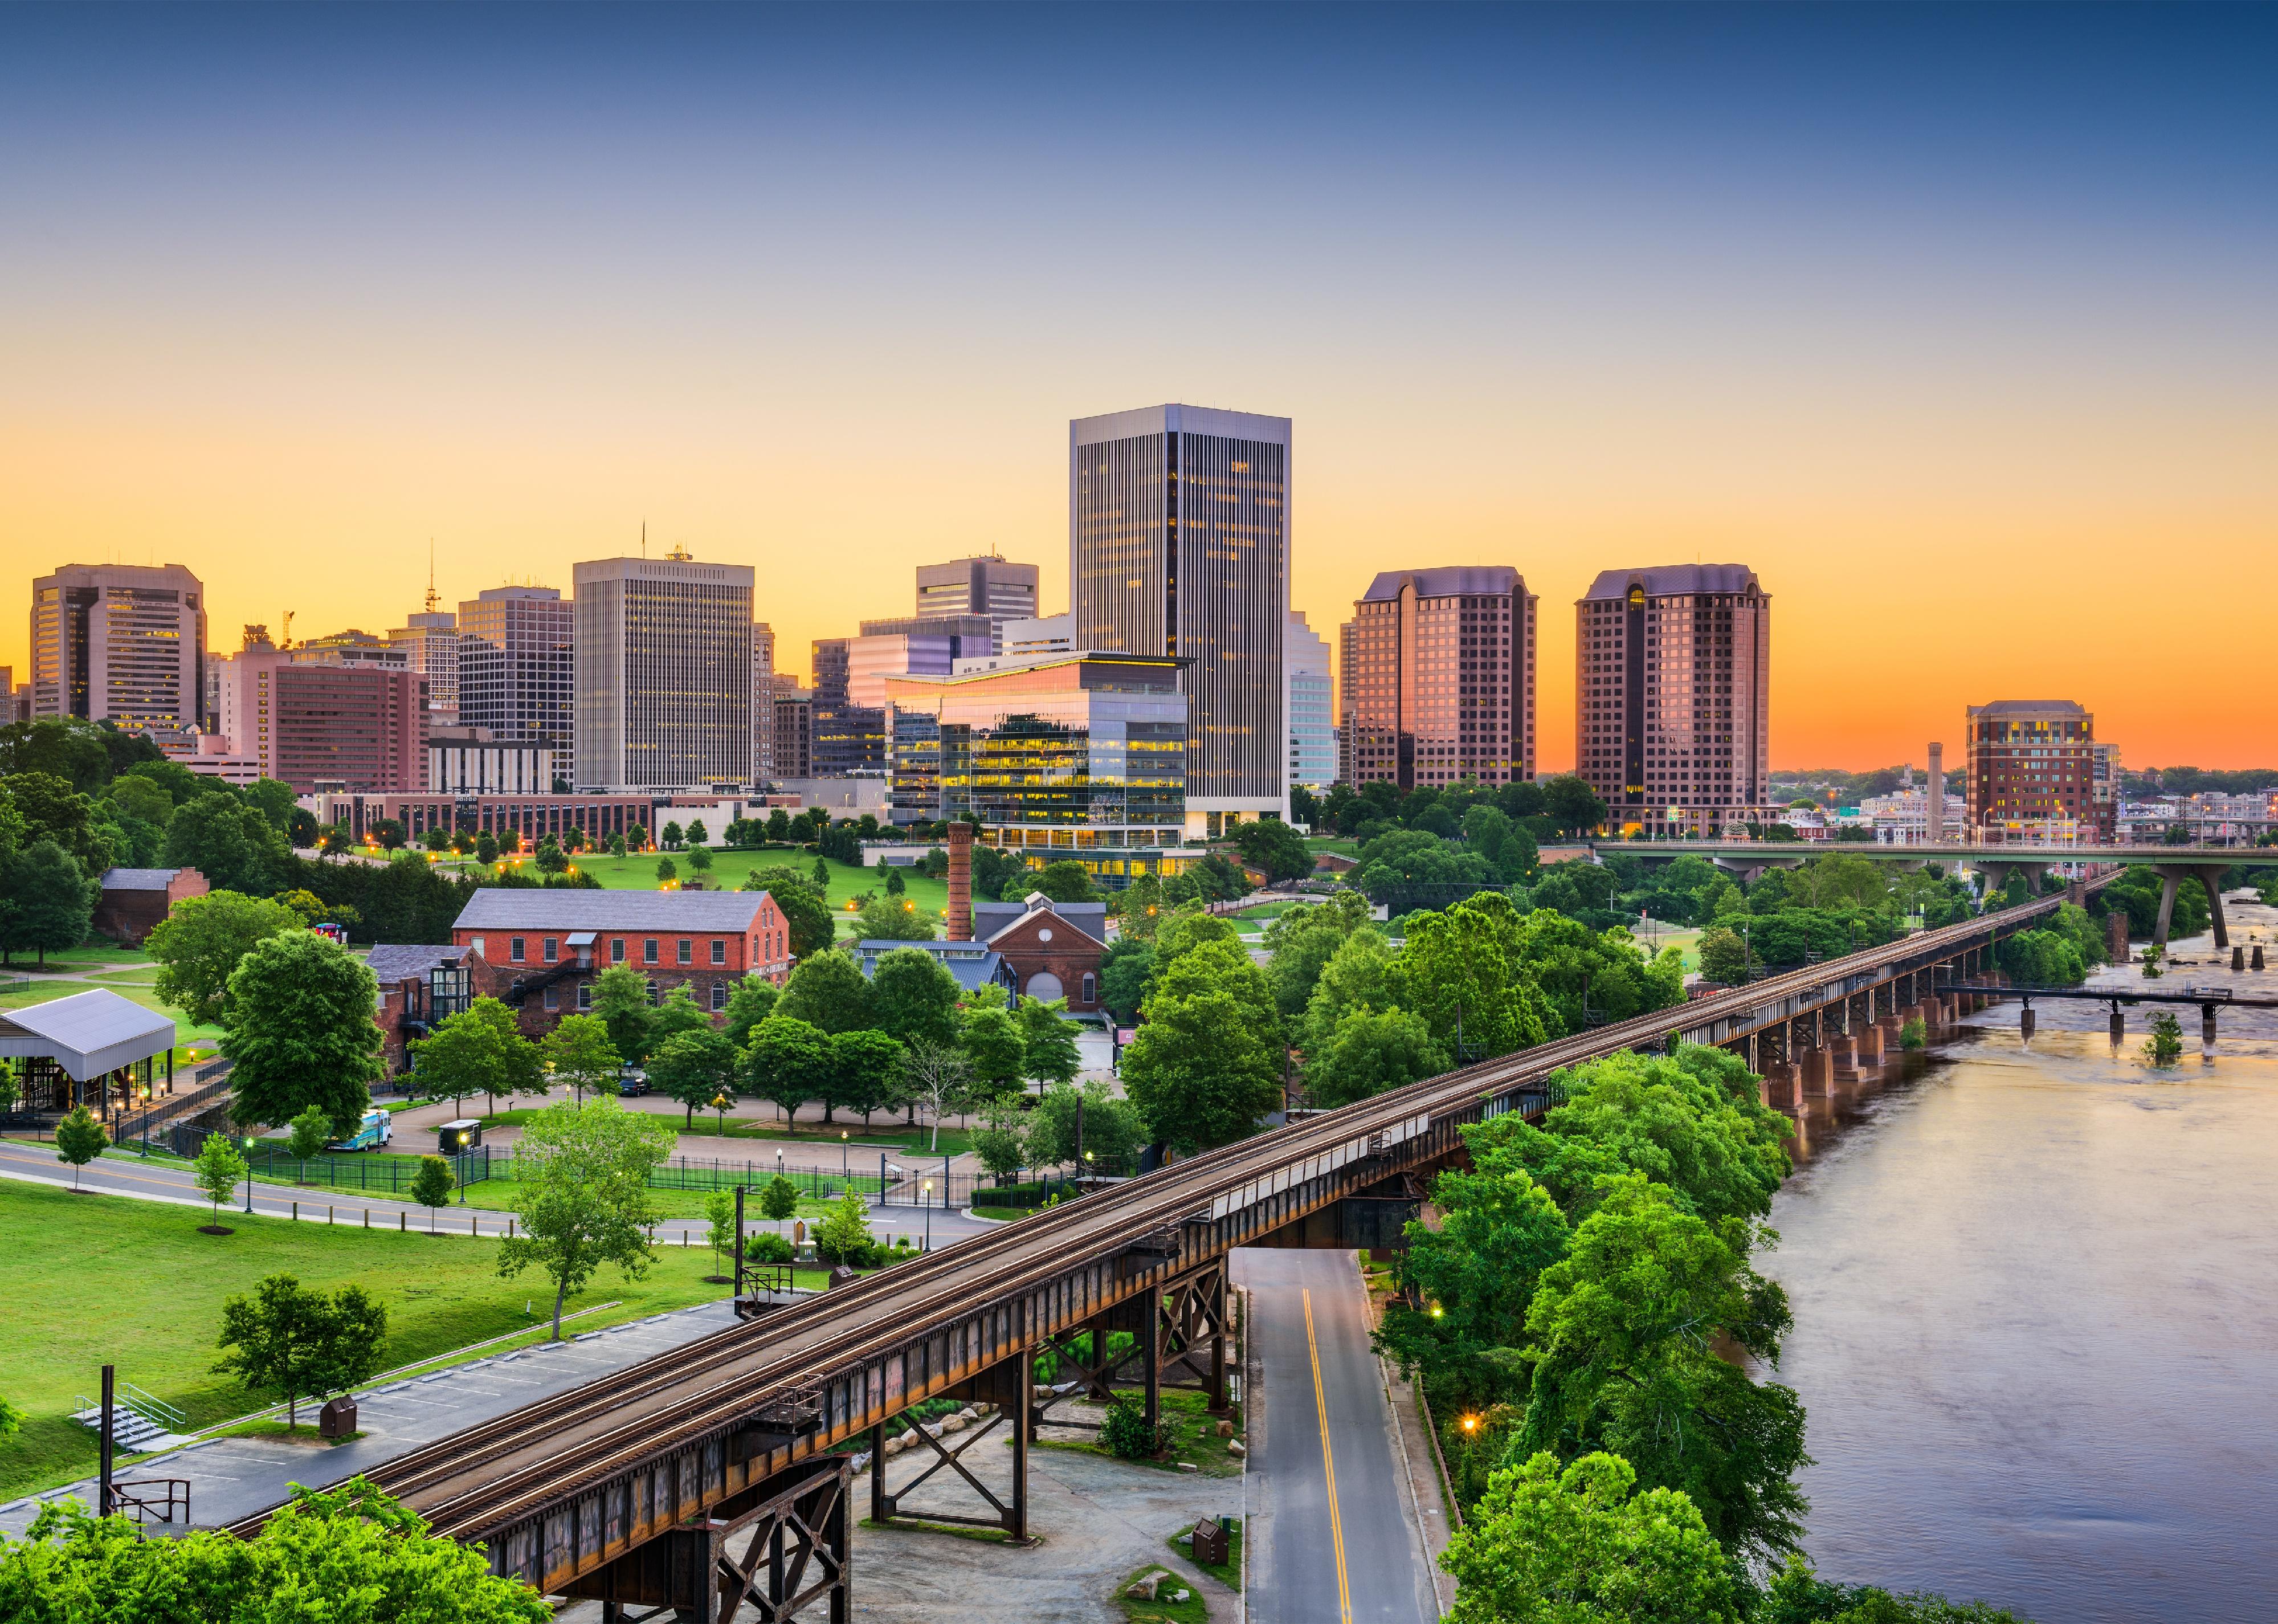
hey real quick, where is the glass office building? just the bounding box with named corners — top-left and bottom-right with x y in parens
top-left (884, 654), bottom-right (1193, 889)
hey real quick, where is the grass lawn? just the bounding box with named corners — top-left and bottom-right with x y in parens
top-left (1166, 1518), bottom-right (1243, 1590)
top-left (1036, 1390), bottom-right (1243, 1480)
top-left (0, 1178), bottom-right (758, 1502)
top-left (0, 942), bottom-right (149, 971)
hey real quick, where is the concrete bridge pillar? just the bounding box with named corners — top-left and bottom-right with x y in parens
top-left (1877, 1014), bottom-right (1904, 1054)
top-left (2107, 908), bottom-right (2131, 964)
top-left (2153, 864), bottom-right (2231, 949)
top-left (2255, 944), bottom-right (2267, 971)
top-left (1764, 1062), bottom-right (1799, 1113)
top-left (2203, 1005), bottom-right (2219, 1047)
top-left (1855, 1022), bottom-right (1886, 1067)
top-left (1801, 1048), bottom-right (1833, 1096)
top-left (2233, 945), bottom-right (2246, 972)
top-left (1830, 1033), bottom-right (1860, 1075)
top-left (2020, 1004), bottom-right (2036, 1042)
top-left (2109, 1004), bottom-right (2125, 1044)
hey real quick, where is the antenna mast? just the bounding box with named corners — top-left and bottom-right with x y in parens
top-left (424, 538), bottom-right (440, 614)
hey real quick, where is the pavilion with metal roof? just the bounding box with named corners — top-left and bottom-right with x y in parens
top-left (0, 988), bottom-right (178, 1119)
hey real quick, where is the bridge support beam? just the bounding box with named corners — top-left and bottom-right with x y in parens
top-left (2019, 1003), bottom-right (2035, 1042)
top-left (1855, 1022), bottom-right (1884, 1067)
top-left (869, 1350), bottom-right (1031, 1543)
top-left (565, 1458), bottom-right (850, 1624)
top-left (2203, 1005), bottom-right (2219, 1047)
top-left (1801, 1047), bottom-right (1833, 1097)
top-left (2151, 865), bottom-right (2230, 949)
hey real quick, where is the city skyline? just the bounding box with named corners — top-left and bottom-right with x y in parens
top-left (3, 5), bottom-right (2273, 769)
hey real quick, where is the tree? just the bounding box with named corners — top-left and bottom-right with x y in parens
top-left (1022, 1078), bottom-right (1144, 1172)
top-left (832, 1029), bottom-right (906, 1125)
top-left (497, 1099), bottom-right (676, 1340)
top-left (0, 840), bottom-right (99, 968)
top-left (1099, 939), bottom-right (1157, 1024)
top-left (883, 866), bottom-right (905, 896)
top-left (970, 1101), bottom-right (1028, 1181)
top-left (686, 818), bottom-right (708, 847)
top-left (648, 1027), bottom-right (741, 1127)
top-left (1306, 1005), bottom-right (1450, 1108)
top-left (957, 1002), bottom-right (1027, 1097)
top-left (742, 867), bottom-right (835, 959)
top-left (779, 948), bottom-right (873, 1033)
top-left (1439, 1451), bottom-right (1741, 1624)
top-left (144, 890), bottom-right (306, 1027)
top-left (811, 1189), bottom-right (875, 1267)
top-left (1120, 991), bottom-right (1283, 1156)
top-left (741, 1013), bottom-right (835, 1124)
top-left (161, 794), bottom-right (286, 895)
top-left (52, 1105), bottom-right (107, 1191)
top-left (475, 831), bottom-right (500, 864)
top-left (2143, 1010), bottom-right (2184, 1066)
top-left (1698, 925), bottom-right (1749, 985)
top-left (541, 1013), bottom-right (620, 1104)
top-left (724, 974), bottom-right (781, 1048)
top-left (411, 1002), bottom-right (514, 1119)
top-left (869, 946), bottom-right (961, 1048)
top-left (1541, 774), bottom-right (1608, 836)
top-left (1015, 995), bottom-right (1082, 1087)
top-left (1396, 894), bottom-right (1554, 1059)
top-left (287, 1104), bottom-right (333, 1160)
top-left (410, 1154), bottom-right (458, 1221)
top-left (687, 844), bottom-right (714, 877)
top-left (592, 962), bottom-right (657, 1066)
top-left (655, 856), bottom-right (678, 886)
top-left (854, 892), bottom-right (935, 941)
top-left (1263, 891), bottom-right (1373, 1018)
top-left (1, 770), bottom-right (114, 870)
top-left (223, 931), bottom-right (383, 1136)
top-left (812, 856), bottom-right (830, 890)
top-left (705, 1190), bottom-right (737, 1280)
top-left (900, 1037), bottom-right (975, 1152)
top-left (535, 837), bottom-right (568, 876)
top-left (1030, 859), bottom-right (1096, 904)
top-left (0, 1060), bottom-right (17, 1117)
top-left (1230, 817), bottom-right (1312, 883)
top-left (662, 820), bottom-right (684, 850)
top-left (759, 1172), bottom-right (801, 1235)
top-left (192, 1132), bottom-right (248, 1226)
top-left (213, 1274), bottom-right (390, 1430)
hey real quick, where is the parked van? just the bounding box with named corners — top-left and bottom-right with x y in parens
top-left (327, 1108), bottom-right (394, 1152)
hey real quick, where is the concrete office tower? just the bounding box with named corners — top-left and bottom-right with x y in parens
top-left (916, 555), bottom-right (1040, 654)
top-left (1341, 568), bottom-right (1538, 792)
top-left (1285, 609), bottom-right (1336, 791)
top-left (1926, 741), bottom-right (1946, 842)
top-left (1071, 403), bottom-right (1290, 836)
top-left (573, 553), bottom-right (753, 792)
top-left (1574, 566), bottom-right (1769, 837)
top-left (752, 622), bottom-right (777, 783)
top-left (773, 685), bottom-right (812, 780)
top-left (458, 586), bottom-right (575, 790)
top-left (28, 564), bottom-right (207, 733)
top-left (388, 608), bottom-right (460, 720)
top-left (1965, 700), bottom-right (2109, 842)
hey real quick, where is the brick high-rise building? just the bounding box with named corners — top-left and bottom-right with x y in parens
top-left (28, 563), bottom-right (207, 734)
top-left (215, 647), bottom-right (428, 791)
top-left (1574, 565), bottom-right (1769, 836)
top-left (1965, 700), bottom-right (2110, 842)
top-left (1340, 567), bottom-right (1537, 791)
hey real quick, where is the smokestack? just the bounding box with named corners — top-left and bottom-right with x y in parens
top-left (1926, 742), bottom-right (1945, 843)
top-left (946, 822), bottom-right (973, 941)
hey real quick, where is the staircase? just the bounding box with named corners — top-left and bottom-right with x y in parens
top-left (74, 1382), bottom-right (190, 1452)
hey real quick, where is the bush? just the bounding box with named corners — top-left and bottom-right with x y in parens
top-left (1898, 1017), bottom-right (1926, 1051)
top-left (970, 1182), bottom-right (1068, 1209)
top-left (1100, 1396), bottom-right (1169, 1460)
top-left (743, 1230), bottom-right (795, 1264)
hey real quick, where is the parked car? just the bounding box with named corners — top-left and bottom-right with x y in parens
top-left (617, 1067), bottom-right (650, 1097)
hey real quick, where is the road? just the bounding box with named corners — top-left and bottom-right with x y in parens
top-left (1238, 1248), bottom-right (1440, 1624)
top-left (0, 1138), bottom-right (999, 1247)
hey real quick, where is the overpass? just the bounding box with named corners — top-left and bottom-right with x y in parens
top-left (225, 890), bottom-right (2088, 1622)
top-left (1605, 840), bottom-right (2253, 947)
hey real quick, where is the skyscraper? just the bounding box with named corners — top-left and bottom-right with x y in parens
top-left (215, 646), bottom-right (427, 791)
top-left (1071, 403), bottom-right (1289, 836)
top-left (1965, 700), bottom-right (2109, 842)
top-left (28, 563), bottom-right (207, 733)
top-left (458, 586), bottom-right (574, 789)
top-left (752, 622), bottom-right (776, 782)
top-left (915, 556), bottom-right (1040, 654)
top-left (1574, 565), bottom-right (1769, 836)
top-left (1340, 568), bottom-right (1538, 791)
top-left (573, 553), bottom-right (753, 791)
top-left (389, 572), bottom-right (460, 721)
top-left (1285, 609), bottom-right (1336, 791)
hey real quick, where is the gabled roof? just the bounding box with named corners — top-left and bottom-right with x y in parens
top-left (365, 944), bottom-right (464, 984)
top-left (0, 989), bottom-right (175, 1082)
top-left (973, 896), bottom-right (1107, 949)
top-left (850, 940), bottom-right (1016, 994)
top-left (99, 868), bottom-right (182, 892)
top-left (1581, 564), bottom-right (1761, 601)
top-left (453, 890), bottom-right (770, 932)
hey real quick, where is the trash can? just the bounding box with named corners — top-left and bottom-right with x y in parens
top-left (319, 1396), bottom-right (359, 1439)
top-left (1190, 1513), bottom-right (1228, 1565)
top-left (438, 1119), bottom-right (482, 1154)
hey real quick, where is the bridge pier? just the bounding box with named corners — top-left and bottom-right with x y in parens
top-left (2019, 1003), bottom-right (2035, 1042)
top-left (2234, 945), bottom-right (2246, 972)
top-left (2110, 1001), bottom-right (2125, 1044)
top-left (2108, 908), bottom-right (2131, 964)
top-left (2256, 944), bottom-right (2267, 971)
top-left (869, 1346), bottom-right (1032, 1543)
top-left (2203, 1004), bottom-right (2219, 1047)
top-left (1829, 1033), bottom-right (1859, 1076)
top-left (1764, 1061), bottom-right (1799, 1113)
top-left (565, 1458), bottom-right (851, 1624)
top-left (1801, 1047), bottom-right (1834, 1096)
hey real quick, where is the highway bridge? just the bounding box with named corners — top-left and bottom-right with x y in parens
top-left (1606, 840), bottom-right (2252, 946)
top-left (226, 888), bottom-right (2091, 1622)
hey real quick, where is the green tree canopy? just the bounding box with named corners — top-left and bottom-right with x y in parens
top-left (1304, 1005), bottom-right (1450, 1109)
top-left (1229, 817), bottom-right (1312, 883)
top-left (212, 1274), bottom-right (388, 1429)
top-left (869, 946), bottom-right (961, 1048)
top-left (540, 1013), bottom-right (620, 1103)
top-left (831, 1029), bottom-right (907, 1124)
top-left (161, 793), bottom-right (288, 895)
top-left (723, 974), bottom-right (782, 1048)
top-left (497, 1099), bottom-right (676, 1340)
top-left (778, 948), bottom-right (874, 1034)
top-left (1504, 908), bottom-right (1686, 1039)
top-left (591, 963), bottom-right (656, 1066)
top-left (1299, 925), bottom-right (1405, 1055)
top-left (1152, 906), bottom-right (1239, 972)
top-left (0, 840), bottom-right (99, 968)
top-left (741, 1013), bottom-right (835, 1124)
top-left (741, 867), bottom-right (836, 959)
top-left (223, 931), bottom-right (382, 1136)
top-left (1395, 893), bottom-right (1554, 1060)
top-left (646, 985), bottom-right (712, 1052)
top-left (1, 771), bottom-right (115, 871)
top-left (1015, 995), bottom-right (1082, 1087)
top-left (1121, 984), bottom-right (1283, 1157)
top-left (1098, 939), bottom-right (1156, 1025)
top-left (647, 1027), bottom-right (741, 1127)
top-left (854, 892), bottom-right (936, 941)
top-left (1262, 891), bottom-right (1373, 1018)
top-left (52, 1105), bottom-right (107, 1190)
top-left (956, 1002), bottom-right (1027, 1096)
top-left (1030, 859), bottom-right (1097, 903)
top-left (1022, 1077), bottom-right (1145, 1170)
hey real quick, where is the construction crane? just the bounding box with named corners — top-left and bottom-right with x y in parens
top-left (280, 610), bottom-right (295, 650)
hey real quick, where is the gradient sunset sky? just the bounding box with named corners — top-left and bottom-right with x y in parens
top-left (3, 3), bottom-right (2272, 770)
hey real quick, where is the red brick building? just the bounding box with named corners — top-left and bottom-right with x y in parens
top-left (448, 890), bottom-right (794, 1038)
top-left (368, 943), bottom-right (475, 1073)
top-left (971, 895), bottom-right (1107, 1012)
top-left (1965, 699), bottom-right (2111, 842)
top-left (92, 867), bottom-right (210, 946)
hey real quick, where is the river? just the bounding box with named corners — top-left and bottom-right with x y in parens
top-left (1762, 898), bottom-right (2278, 1623)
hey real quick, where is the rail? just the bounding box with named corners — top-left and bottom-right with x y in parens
top-left (227, 887), bottom-right (2085, 1556)
top-left (76, 1379), bottom-right (187, 1436)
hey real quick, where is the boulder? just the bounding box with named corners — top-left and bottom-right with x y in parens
top-left (1214, 1418), bottom-right (1235, 1438)
top-left (1226, 1440), bottom-right (1247, 1458)
top-left (1125, 1569), bottom-right (1171, 1600)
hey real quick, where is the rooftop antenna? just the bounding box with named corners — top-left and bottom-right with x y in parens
top-left (641, 521), bottom-right (647, 559)
top-left (423, 539), bottom-right (440, 614)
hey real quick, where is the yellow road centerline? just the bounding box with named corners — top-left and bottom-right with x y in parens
top-left (1304, 1287), bottom-right (1353, 1624)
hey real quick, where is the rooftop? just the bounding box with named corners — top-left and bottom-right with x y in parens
top-left (1581, 564), bottom-right (1762, 601)
top-left (0, 989), bottom-right (175, 1082)
top-left (974, 896), bottom-right (1108, 946)
top-left (99, 868), bottom-right (186, 892)
top-left (454, 890), bottom-right (771, 932)
top-left (365, 944), bottom-right (466, 984)
top-left (1359, 566), bottom-right (1522, 602)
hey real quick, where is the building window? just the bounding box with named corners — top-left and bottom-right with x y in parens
top-left (577, 982), bottom-right (593, 1010)
top-left (646, 980), bottom-right (659, 1006)
top-left (677, 939), bottom-right (692, 966)
top-left (711, 982), bottom-right (728, 1011)
top-left (509, 937), bottom-right (525, 964)
top-left (542, 936), bottom-right (558, 964)
top-left (710, 939), bottom-right (726, 966)
top-left (542, 985), bottom-right (558, 1011)
top-left (644, 940), bottom-right (659, 965)
top-left (611, 938), bottom-right (626, 964)
top-left (1081, 972), bottom-right (1096, 1005)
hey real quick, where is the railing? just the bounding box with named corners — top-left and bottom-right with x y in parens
top-left (489, 1150), bottom-right (892, 1199)
top-left (76, 1379), bottom-right (188, 1436)
top-left (111, 1479), bottom-right (192, 1526)
top-left (113, 1070), bottom-right (235, 1149)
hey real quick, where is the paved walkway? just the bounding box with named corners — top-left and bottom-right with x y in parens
top-left (0, 1303), bottom-right (742, 1536)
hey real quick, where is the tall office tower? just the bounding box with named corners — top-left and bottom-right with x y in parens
top-left (1071, 403), bottom-right (1291, 836)
top-left (809, 639), bottom-right (875, 777)
top-left (574, 553), bottom-right (753, 792)
top-left (389, 576), bottom-right (460, 720)
top-left (1574, 565), bottom-right (1769, 836)
top-left (752, 622), bottom-right (777, 782)
top-left (458, 586), bottom-right (575, 790)
top-left (773, 686), bottom-right (813, 780)
top-left (1285, 609), bottom-right (1337, 791)
top-left (215, 648), bottom-right (427, 791)
top-left (916, 555), bottom-right (1040, 654)
top-left (1965, 700), bottom-right (2109, 842)
top-left (28, 564), bottom-right (207, 733)
top-left (1340, 568), bottom-right (1538, 792)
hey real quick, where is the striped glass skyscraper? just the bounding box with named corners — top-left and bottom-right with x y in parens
top-left (1070, 403), bottom-right (1289, 837)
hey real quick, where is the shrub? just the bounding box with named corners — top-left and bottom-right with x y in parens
top-left (743, 1230), bottom-right (795, 1264)
top-left (970, 1183), bottom-right (1067, 1210)
top-left (1100, 1396), bottom-right (1169, 1460)
top-left (1897, 1017), bottom-right (1926, 1051)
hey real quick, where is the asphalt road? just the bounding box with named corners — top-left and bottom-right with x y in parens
top-left (1238, 1247), bottom-right (1440, 1624)
top-left (0, 1138), bottom-right (998, 1247)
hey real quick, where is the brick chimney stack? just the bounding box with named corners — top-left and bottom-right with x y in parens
top-left (1926, 742), bottom-right (1945, 843)
top-left (946, 822), bottom-right (973, 942)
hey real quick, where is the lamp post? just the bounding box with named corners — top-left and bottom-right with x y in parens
top-left (921, 1179), bottom-right (932, 1251)
top-left (713, 1092), bottom-right (729, 1139)
top-left (840, 1130), bottom-right (848, 1180)
top-left (243, 1136), bottom-right (257, 1214)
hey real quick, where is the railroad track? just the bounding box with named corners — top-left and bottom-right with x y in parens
top-left (231, 892), bottom-right (2074, 1545)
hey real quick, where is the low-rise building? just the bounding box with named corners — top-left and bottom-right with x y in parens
top-left (367, 943), bottom-right (474, 1074)
top-left (848, 939), bottom-right (1018, 999)
top-left (92, 867), bottom-right (209, 946)
top-left (971, 893), bottom-right (1108, 1011)
top-left (428, 726), bottom-right (558, 796)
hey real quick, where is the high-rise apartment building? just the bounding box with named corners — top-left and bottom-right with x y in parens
top-left (458, 586), bottom-right (574, 788)
top-left (28, 564), bottom-right (207, 733)
top-left (1286, 609), bottom-right (1336, 791)
top-left (573, 554), bottom-right (753, 792)
top-left (916, 556), bottom-right (1040, 654)
top-left (1965, 700), bottom-right (2110, 842)
top-left (1340, 568), bottom-right (1537, 792)
top-left (215, 647), bottom-right (427, 791)
top-left (1575, 565), bottom-right (1769, 836)
top-left (1071, 403), bottom-right (1289, 836)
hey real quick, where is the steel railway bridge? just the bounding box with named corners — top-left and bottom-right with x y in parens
top-left (224, 888), bottom-right (2091, 1623)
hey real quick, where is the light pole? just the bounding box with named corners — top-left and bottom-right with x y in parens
top-left (840, 1130), bottom-right (848, 1180)
top-left (243, 1135), bottom-right (257, 1215)
top-left (712, 1091), bottom-right (729, 1139)
top-left (921, 1179), bottom-right (932, 1251)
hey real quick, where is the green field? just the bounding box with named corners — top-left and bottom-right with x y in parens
top-left (0, 973), bottom-right (223, 1057)
top-left (0, 1178), bottom-right (784, 1501)
top-left (0, 942), bottom-right (149, 972)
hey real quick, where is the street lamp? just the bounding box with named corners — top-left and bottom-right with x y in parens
top-left (243, 1136), bottom-right (258, 1214)
top-left (840, 1129), bottom-right (848, 1179)
top-left (712, 1091), bottom-right (730, 1138)
top-left (921, 1179), bottom-right (932, 1251)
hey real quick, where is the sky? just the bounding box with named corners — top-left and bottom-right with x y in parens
top-left (2, 3), bottom-right (2272, 772)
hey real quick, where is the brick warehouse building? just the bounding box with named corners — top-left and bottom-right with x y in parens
top-left (447, 890), bottom-right (794, 1038)
top-left (971, 893), bottom-right (1107, 1012)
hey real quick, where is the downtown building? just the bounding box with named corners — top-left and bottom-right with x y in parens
top-left (915, 554), bottom-right (1040, 654)
top-left (214, 640), bottom-right (428, 792)
top-left (1071, 403), bottom-right (1289, 837)
top-left (457, 586), bottom-right (574, 791)
top-left (1575, 565), bottom-right (1770, 837)
top-left (1340, 567), bottom-right (1538, 791)
top-left (573, 553), bottom-right (753, 793)
top-left (28, 563), bottom-right (207, 735)
top-left (388, 577), bottom-right (461, 724)
top-left (1965, 700), bottom-right (2112, 843)
top-left (809, 614), bottom-right (993, 780)
top-left (1286, 609), bottom-right (1336, 792)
